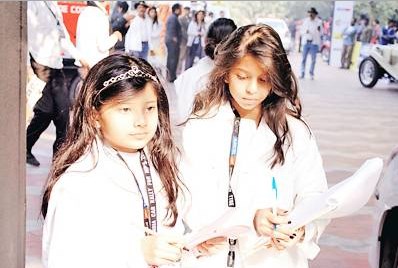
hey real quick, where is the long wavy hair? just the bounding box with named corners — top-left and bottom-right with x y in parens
top-left (192, 24), bottom-right (306, 168)
top-left (42, 54), bottom-right (181, 226)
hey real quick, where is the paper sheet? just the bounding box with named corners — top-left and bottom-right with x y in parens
top-left (184, 208), bottom-right (252, 250)
top-left (288, 157), bottom-right (383, 229)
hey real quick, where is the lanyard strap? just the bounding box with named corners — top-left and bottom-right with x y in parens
top-left (44, 2), bottom-right (60, 26)
top-left (139, 149), bottom-right (158, 232)
top-left (227, 106), bottom-right (240, 267)
top-left (116, 150), bottom-right (157, 233)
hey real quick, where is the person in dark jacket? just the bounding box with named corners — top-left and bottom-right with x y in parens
top-left (165, 3), bottom-right (182, 82)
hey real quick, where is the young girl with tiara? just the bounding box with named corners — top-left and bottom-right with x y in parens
top-left (41, 54), bottom-right (187, 267)
top-left (179, 24), bottom-right (329, 267)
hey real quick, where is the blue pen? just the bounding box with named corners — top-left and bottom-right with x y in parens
top-left (272, 177), bottom-right (278, 229)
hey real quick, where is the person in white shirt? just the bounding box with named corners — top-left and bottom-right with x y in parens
top-left (41, 54), bottom-right (187, 268)
top-left (299, 7), bottom-right (323, 80)
top-left (125, 1), bottom-right (151, 60)
top-left (147, 6), bottom-right (167, 76)
top-left (26, 1), bottom-right (88, 167)
top-left (179, 24), bottom-right (329, 267)
top-left (76, 1), bottom-right (122, 68)
top-left (185, 10), bottom-right (206, 70)
top-left (173, 18), bottom-right (237, 125)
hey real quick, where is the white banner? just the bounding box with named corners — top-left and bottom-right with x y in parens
top-left (329, 1), bottom-right (355, 67)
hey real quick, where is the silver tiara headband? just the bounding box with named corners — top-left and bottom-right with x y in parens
top-left (101, 65), bottom-right (158, 89)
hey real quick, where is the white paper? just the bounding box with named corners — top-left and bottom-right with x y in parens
top-left (184, 208), bottom-right (252, 250)
top-left (288, 157), bottom-right (383, 229)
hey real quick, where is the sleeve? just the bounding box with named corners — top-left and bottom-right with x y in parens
top-left (96, 16), bottom-right (118, 53)
top-left (187, 22), bottom-right (197, 39)
top-left (43, 178), bottom-right (148, 268)
top-left (56, 6), bottom-right (82, 62)
top-left (27, 2), bottom-right (38, 53)
top-left (292, 134), bottom-right (330, 260)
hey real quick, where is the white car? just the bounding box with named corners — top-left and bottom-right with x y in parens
top-left (256, 18), bottom-right (291, 53)
top-left (369, 146), bottom-right (398, 268)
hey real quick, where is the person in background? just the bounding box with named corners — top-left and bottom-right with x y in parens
top-left (165, 3), bottom-right (182, 82)
top-left (370, 19), bottom-right (381, 44)
top-left (299, 7), bottom-right (323, 80)
top-left (177, 6), bottom-right (191, 74)
top-left (380, 19), bottom-right (397, 45)
top-left (111, 1), bottom-right (133, 51)
top-left (174, 18), bottom-right (237, 124)
top-left (340, 18), bottom-right (357, 69)
top-left (185, 10), bottom-right (206, 70)
top-left (125, 1), bottom-right (151, 60)
top-left (76, 1), bottom-right (122, 69)
top-left (147, 6), bottom-right (166, 76)
top-left (26, 1), bottom-right (89, 166)
top-left (359, 18), bottom-right (373, 44)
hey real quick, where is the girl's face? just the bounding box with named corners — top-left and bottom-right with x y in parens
top-left (226, 54), bottom-right (272, 117)
top-left (96, 83), bottom-right (159, 153)
top-left (197, 11), bottom-right (205, 22)
top-left (149, 9), bottom-right (156, 19)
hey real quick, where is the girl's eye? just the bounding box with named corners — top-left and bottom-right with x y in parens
top-left (120, 107), bottom-right (131, 112)
top-left (236, 74), bottom-right (248, 80)
top-left (260, 78), bottom-right (270, 83)
top-left (146, 106), bottom-right (157, 112)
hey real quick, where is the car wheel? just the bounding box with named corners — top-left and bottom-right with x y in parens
top-left (359, 57), bottom-right (382, 88)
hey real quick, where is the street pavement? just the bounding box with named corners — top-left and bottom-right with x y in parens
top-left (26, 52), bottom-right (398, 267)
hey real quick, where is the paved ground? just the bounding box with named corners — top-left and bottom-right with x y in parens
top-left (26, 52), bottom-right (398, 267)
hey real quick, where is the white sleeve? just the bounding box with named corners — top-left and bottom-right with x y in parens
top-left (55, 5), bottom-right (82, 62)
top-left (96, 16), bottom-right (118, 53)
top-left (293, 135), bottom-right (330, 260)
top-left (27, 2), bottom-right (38, 53)
top-left (187, 22), bottom-right (197, 39)
top-left (43, 178), bottom-right (148, 268)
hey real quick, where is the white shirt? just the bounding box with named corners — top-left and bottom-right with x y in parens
top-left (27, 1), bottom-right (81, 69)
top-left (178, 103), bottom-right (329, 267)
top-left (125, 15), bottom-right (152, 52)
top-left (42, 138), bottom-right (187, 268)
top-left (187, 21), bottom-right (206, 47)
top-left (149, 20), bottom-right (163, 50)
top-left (76, 5), bottom-right (118, 67)
top-left (173, 56), bottom-right (214, 124)
top-left (300, 17), bottom-right (323, 46)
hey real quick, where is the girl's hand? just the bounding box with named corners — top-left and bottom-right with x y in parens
top-left (195, 236), bottom-right (227, 257)
top-left (271, 226), bottom-right (305, 250)
top-left (253, 208), bottom-right (293, 243)
top-left (141, 234), bottom-right (185, 265)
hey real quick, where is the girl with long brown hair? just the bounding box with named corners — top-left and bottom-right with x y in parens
top-left (180, 24), bottom-right (329, 267)
top-left (41, 54), bottom-right (187, 267)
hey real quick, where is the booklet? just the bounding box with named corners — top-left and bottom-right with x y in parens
top-left (184, 208), bottom-right (252, 250)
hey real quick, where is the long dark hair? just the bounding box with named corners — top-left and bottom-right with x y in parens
top-left (204, 18), bottom-right (237, 59)
top-left (148, 6), bottom-right (158, 25)
top-left (192, 24), bottom-right (305, 168)
top-left (42, 54), bottom-right (181, 226)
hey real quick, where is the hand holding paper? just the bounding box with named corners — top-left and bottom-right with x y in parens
top-left (183, 208), bottom-right (252, 250)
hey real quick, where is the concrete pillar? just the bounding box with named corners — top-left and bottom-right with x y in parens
top-left (0, 2), bottom-right (26, 268)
